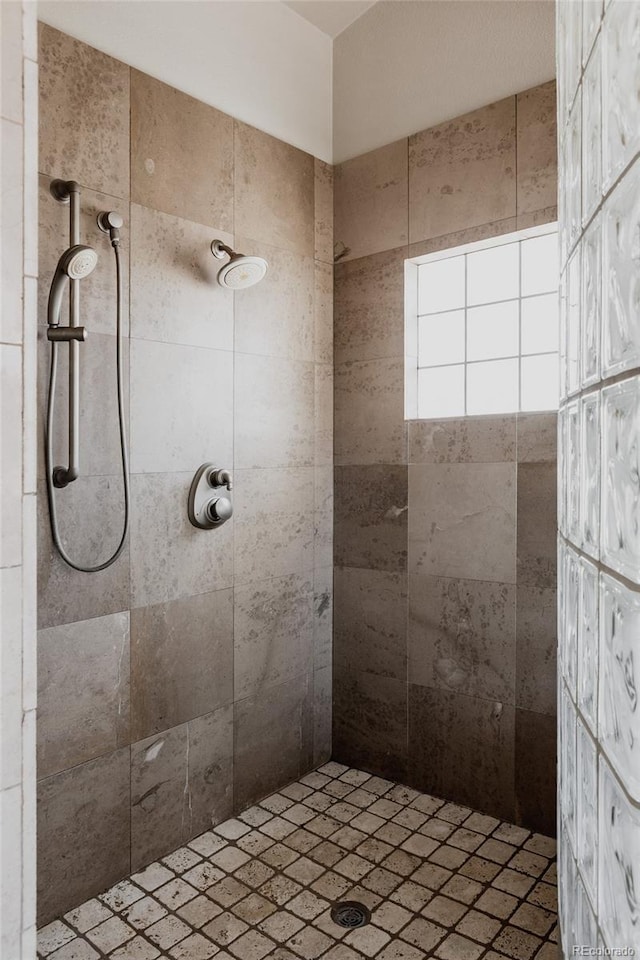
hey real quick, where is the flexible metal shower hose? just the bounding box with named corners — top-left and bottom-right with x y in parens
top-left (45, 243), bottom-right (130, 572)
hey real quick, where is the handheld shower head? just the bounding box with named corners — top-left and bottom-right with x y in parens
top-left (47, 244), bottom-right (98, 327)
top-left (210, 240), bottom-right (268, 290)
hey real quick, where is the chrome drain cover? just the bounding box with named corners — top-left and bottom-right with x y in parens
top-left (331, 901), bottom-right (371, 929)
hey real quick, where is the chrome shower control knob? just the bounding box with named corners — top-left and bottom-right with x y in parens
top-left (206, 497), bottom-right (233, 524)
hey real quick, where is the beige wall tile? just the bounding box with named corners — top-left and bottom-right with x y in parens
top-left (315, 364), bottom-right (333, 466)
top-left (234, 355), bottom-right (314, 469)
top-left (235, 121), bottom-right (314, 257)
top-left (234, 238), bottom-right (314, 361)
top-left (37, 749), bottom-right (130, 925)
top-left (335, 139), bottom-right (408, 262)
top-left (409, 98), bottom-right (516, 244)
top-left (408, 217), bottom-right (518, 261)
top-left (39, 24), bottom-right (130, 198)
top-left (334, 248), bottom-right (406, 364)
top-left (409, 462), bottom-right (517, 583)
top-left (37, 475), bottom-right (130, 629)
top-left (129, 338), bottom-right (233, 473)
top-left (37, 612), bottom-right (130, 779)
top-left (131, 70), bottom-right (233, 231)
top-left (130, 204), bottom-right (233, 350)
top-left (516, 81), bottom-right (558, 216)
top-left (334, 358), bottom-right (406, 465)
top-left (314, 260), bottom-right (333, 365)
top-left (130, 590), bottom-right (233, 741)
top-left (129, 472), bottom-right (233, 609)
top-left (408, 416), bottom-right (517, 464)
top-left (233, 468), bottom-right (314, 584)
top-left (408, 575), bottom-right (516, 703)
top-left (315, 159), bottom-right (334, 264)
top-left (234, 573), bottom-right (313, 700)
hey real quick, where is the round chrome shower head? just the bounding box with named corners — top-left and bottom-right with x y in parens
top-left (60, 244), bottom-right (98, 280)
top-left (211, 240), bottom-right (268, 290)
top-left (47, 245), bottom-right (98, 327)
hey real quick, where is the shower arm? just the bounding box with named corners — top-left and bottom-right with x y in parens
top-left (50, 178), bottom-right (82, 485)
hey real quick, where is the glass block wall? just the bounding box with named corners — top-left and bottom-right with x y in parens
top-left (557, 0), bottom-right (640, 953)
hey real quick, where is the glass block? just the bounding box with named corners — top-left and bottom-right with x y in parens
top-left (467, 243), bottom-right (519, 306)
top-left (603, 0), bottom-right (640, 188)
top-left (560, 684), bottom-right (577, 849)
top-left (582, 0), bottom-right (603, 67)
top-left (599, 756), bottom-right (640, 949)
top-left (558, 830), bottom-right (578, 951)
top-left (418, 365), bottom-right (465, 419)
top-left (599, 574), bottom-right (640, 801)
top-left (521, 293), bottom-right (559, 355)
top-left (602, 160), bottom-right (640, 377)
top-left (466, 300), bottom-right (518, 361)
top-left (567, 248), bottom-right (581, 396)
top-left (466, 358), bottom-right (518, 416)
top-left (566, 399), bottom-right (581, 545)
top-left (418, 256), bottom-right (465, 315)
top-left (576, 718), bottom-right (598, 904)
top-left (520, 354), bottom-right (559, 412)
top-left (558, 408), bottom-right (567, 536)
top-left (521, 233), bottom-right (558, 297)
top-left (580, 392), bottom-right (600, 558)
top-left (576, 876), bottom-right (599, 949)
top-left (559, 271), bottom-right (568, 401)
top-left (568, 89), bottom-right (583, 249)
top-left (601, 378), bottom-right (640, 583)
top-left (418, 310), bottom-right (465, 367)
top-left (580, 216), bottom-right (601, 387)
top-left (564, 547), bottom-right (579, 698)
top-left (581, 41), bottom-right (602, 224)
top-left (578, 557), bottom-right (599, 734)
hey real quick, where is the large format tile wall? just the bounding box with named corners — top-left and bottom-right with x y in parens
top-left (333, 83), bottom-right (558, 835)
top-left (0, 3), bottom-right (38, 957)
top-left (557, 0), bottom-right (640, 952)
top-left (35, 24), bottom-right (333, 925)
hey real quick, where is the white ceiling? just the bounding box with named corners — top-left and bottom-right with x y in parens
top-left (283, 1), bottom-right (377, 38)
top-left (334, 0), bottom-right (556, 162)
top-left (37, 0), bottom-right (555, 165)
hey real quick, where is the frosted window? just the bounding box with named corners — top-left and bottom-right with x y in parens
top-left (418, 366), bottom-right (465, 418)
top-left (412, 226), bottom-right (559, 418)
top-left (467, 359), bottom-right (519, 415)
top-left (522, 293), bottom-right (560, 354)
top-left (522, 233), bottom-right (558, 295)
top-left (418, 256), bottom-right (465, 314)
top-left (467, 244), bottom-right (519, 305)
top-left (521, 354), bottom-right (559, 411)
top-left (467, 300), bottom-right (519, 361)
top-left (418, 311), bottom-right (465, 366)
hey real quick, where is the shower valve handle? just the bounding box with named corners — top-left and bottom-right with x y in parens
top-left (208, 468), bottom-right (233, 491)
top-left (206, 497), bottom-right (233, 524)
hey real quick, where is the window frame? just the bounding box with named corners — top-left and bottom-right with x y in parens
top-left (404, 222), bottom-right (560, 421)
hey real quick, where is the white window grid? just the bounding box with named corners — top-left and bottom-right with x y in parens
top-left (407, 223), bottom-right (559, 420)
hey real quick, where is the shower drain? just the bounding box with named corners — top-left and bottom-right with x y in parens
top-left (331, 901), bottom-right (372, 929)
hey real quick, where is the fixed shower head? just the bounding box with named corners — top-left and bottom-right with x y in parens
top-left (47, 244), bottom-right (98, 326)
top-left (211, 240), bottom-right (268, 290)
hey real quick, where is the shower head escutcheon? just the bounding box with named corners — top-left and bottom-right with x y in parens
top-left (47, 244), bottom-right (98, 327)
top-left (210, 240), bottom-right (268, 289)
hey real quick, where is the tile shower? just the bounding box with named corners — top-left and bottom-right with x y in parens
top-left (16, 0), bottom-right (640, 954)
top-left (35, 24), bottom-right (333, 926)
top-left (332, 83), bottom-right (559, 836)
top-left (557, 0), bottom-right (640, 952)
top-left (30, 18), bottom-right (566, 957)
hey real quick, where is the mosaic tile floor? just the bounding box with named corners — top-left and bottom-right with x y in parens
top-left (37, 762), bottom-right (559, 960)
